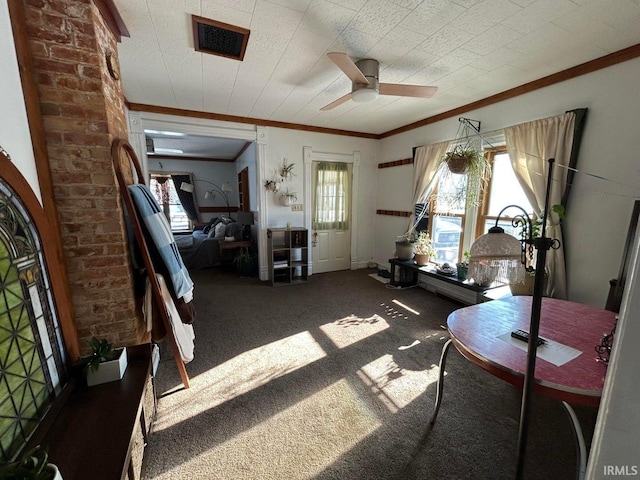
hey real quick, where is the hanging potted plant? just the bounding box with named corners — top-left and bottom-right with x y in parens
top-left (433, 118), bottom-right (491, 210)
top-left (442, 144), bottom-right (486, 175)
top-left (279, 159), bottom-right (295, 180)
top-left (413, 231), bottom-right (435, 266)
top-left (438, 144), bottom-right (490, 209)
top-left (279, 188), bottom-right (297, 206)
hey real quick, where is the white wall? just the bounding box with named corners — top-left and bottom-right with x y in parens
top-left (0, 3), bottom-right (40, 201)
top-left (263, 127), bottom-right (379, 267)
top-left (378, 57), bottom-right (640, 308)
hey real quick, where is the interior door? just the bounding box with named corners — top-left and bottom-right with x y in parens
top-left (312, 161), bottom-right (351, 274)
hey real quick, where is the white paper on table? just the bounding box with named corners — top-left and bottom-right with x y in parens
top-left (496, 331), bottom-right (582, 367)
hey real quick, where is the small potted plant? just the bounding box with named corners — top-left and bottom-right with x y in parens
top-left (279, 160), bottom-right (295, 180)
top-left (0, 445), bottom-right (62, 480)
top-left (413, 231), bottom-right (435, 266)
top-left (279, 188), bottom-right (297, 206)
top-left (264, 179), bottom-right (281, 193)
top-left (456, 251), bottom-right (471, 280)
top-left (233, 247), bottom-right (256, 277)
top-left (83, 337), bottom-right (128, 387)
top-left (510, 204), bottom-right (565, 295)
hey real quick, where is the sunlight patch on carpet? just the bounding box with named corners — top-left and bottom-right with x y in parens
top-left (160, 379), bottom-right (381, 479)
top-left (392, 298), bottom-right (420, 315)
top-left (320, 314), bottom-right (389, 349)
top-left (155, 331), bottom-right (327, 429)
top-left (368, 272), bottom-right (389, 284)
top-left (357, 353), bottom-right (439, 413)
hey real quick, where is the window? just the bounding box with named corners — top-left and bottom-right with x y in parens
top-left (0, 179), bottom-right (67, 462)
top-left (425, 147), bottom-right (534, 265)
top-left (476, 150), bottom-right (534, 238)
top-left (149, 174), bottom-right (190, 231)
top-left (428, 171), bottom-right (466, 263)
top-left (313, 162), bottom-right (350, 230)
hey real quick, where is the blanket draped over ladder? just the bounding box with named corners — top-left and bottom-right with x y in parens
top-left (128, 184), bottom-right (194, 301)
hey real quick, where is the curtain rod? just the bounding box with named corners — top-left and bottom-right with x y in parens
top-left (415, 127), bottom-right (506, 150)
top-left (149, 170), bottom-right (192, 176)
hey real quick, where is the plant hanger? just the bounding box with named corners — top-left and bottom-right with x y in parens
top-left (436, 117), bottom-right (491, 211)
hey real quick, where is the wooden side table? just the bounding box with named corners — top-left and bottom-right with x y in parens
top-left (218, 240), bottom-right (252, 255)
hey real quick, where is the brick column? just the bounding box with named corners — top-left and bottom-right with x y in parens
top-left (23, 0), bottom-right (144, 352)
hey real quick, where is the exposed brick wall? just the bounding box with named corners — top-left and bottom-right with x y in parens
top-left (23, 0), bottom-right (144, 353)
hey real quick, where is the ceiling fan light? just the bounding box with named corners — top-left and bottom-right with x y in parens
top-left (352, 88), bottom-right (378, 103)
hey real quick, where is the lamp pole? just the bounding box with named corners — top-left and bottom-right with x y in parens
top-left (197, 180), bottom-right (232, 217)
top-left (515, 158), bottom-right (556, 479)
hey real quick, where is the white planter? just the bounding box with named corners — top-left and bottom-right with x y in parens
top-left (280, 194), bottom-right (296, 206)
top-left (48, 463), bottom-right (63, 480)
top-left (86, 347), bottom-right (128, 386)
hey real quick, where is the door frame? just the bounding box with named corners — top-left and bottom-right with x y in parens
top-left (303, 146), bottom-right (360, 276)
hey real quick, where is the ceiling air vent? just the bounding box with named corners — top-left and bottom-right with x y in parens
top-left (192, 15), bottom-right (250, 61)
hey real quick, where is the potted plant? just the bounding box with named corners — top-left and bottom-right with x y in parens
top-left (233, 247), bottom-right (256, 277)
top-left (264, 179), bottom-right (281, 193)
top-left (279, 160), bottom-right (295, 180)
top-left (0, 445), bottom-right (62, 480)
top-left (510, 204), bottom-right (566, 295)
top-left (441, 145), bottom-right (485, 174)
top-left (413, 231), bottom-right (435, 266)
top-left (437, 145), bottom-right (491, 209)
top-left (280, 188), bottom-right (297, 206)
top-left (83, 337), bottom-right (128, 387)
top-left (456, 251), bottom-right (471, 280)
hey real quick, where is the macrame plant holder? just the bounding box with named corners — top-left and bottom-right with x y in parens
top-left (436, 118), bottom-right (490, 211)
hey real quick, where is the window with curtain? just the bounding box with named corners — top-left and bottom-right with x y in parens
top-left (427, 147), bottom-right (533, 264)
top-left (0, 179), bottom-right (67, 462)
top-left (475, 149), bottom-right (534, 238)
top-left (149, 173), bottom-right (191, 231)
top-left (313, 162), bottom-right (350, 230)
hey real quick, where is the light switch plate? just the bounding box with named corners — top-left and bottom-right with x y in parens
top-left (291, 204), bottom-right (303, 211)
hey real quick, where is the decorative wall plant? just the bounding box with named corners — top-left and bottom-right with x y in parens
top-left (264, 179), bottom-right (282, 193)
top-left (265, 159), bottom-right (297, 204)
top-left (279, 188), bottom-right (298, 206)
top-left (279, 159), bottom-right (295, 179)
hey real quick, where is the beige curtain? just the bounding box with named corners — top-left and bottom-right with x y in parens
top-left (407, 140), bottom-right (451, 235)
top-left (313, 162), bottom-right (350, 230)
top-left (505, 112), bottom-right (576, 299)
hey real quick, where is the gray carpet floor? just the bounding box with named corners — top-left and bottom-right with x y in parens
top-left (144, 268), bottom-right (597, 480)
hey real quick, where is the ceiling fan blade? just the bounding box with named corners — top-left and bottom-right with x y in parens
top-left (320, 92), bottom-right (353, 111)
top-left (327, 52), bottom-right (369, 85)
top-left (379, 83), bottom-right (438, 98)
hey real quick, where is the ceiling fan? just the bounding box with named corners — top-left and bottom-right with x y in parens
top-left (320, 52), bottom-right (438, 111)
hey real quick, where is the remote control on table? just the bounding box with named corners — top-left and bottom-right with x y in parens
top-left (511, 329), bottom-right (545, 346)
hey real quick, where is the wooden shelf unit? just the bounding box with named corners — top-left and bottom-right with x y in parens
top-left (267, 228), bottom-right (308, 285)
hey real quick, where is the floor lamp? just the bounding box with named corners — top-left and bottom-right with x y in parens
top-left (468, 159), bottom-right (559, 479)
top-left (180, 180), bottom-right (233, 217)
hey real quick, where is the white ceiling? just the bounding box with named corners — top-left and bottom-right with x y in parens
top-left (115, 0), bottom-right (640, 155)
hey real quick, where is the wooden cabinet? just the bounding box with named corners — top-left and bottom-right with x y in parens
top-left (30, 344), bottom-right (156, 480)
top-left (267, 228), bottom-right (308, 285)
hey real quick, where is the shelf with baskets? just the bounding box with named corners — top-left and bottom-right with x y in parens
top-left (267, 227), bottom-right (308, 286)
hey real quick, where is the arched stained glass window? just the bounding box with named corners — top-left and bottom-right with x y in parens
top-left (0, 163), bottom-right (67, 462)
